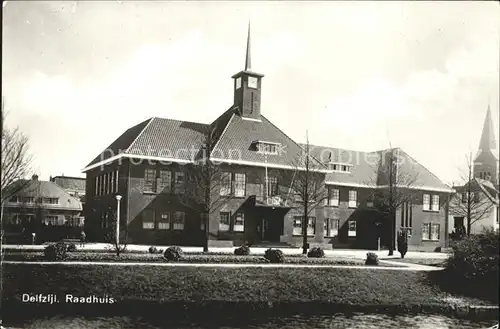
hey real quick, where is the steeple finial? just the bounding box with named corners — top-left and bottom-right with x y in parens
top-left (478, 104), bottom-right (497, 152)
top-left (245, 21), bottom-right (251, 71)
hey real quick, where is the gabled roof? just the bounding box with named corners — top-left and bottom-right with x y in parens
top-left (455, 178), bottom-right (499, 205)
top-left (6, 179), bottom-right (82, 211)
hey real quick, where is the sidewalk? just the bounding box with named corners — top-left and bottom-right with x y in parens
top-left (1, 260), bottom-right (443, 271)
top-left (1, 243), bottom-right (449, 260)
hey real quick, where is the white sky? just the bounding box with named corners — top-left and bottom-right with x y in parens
top-left (2, 1), bottom-right (499, 185)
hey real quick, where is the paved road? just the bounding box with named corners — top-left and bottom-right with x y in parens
top-left (1, 260), bottom-right (444, 271)
top-left (2, 243), bottom-right (449, 260)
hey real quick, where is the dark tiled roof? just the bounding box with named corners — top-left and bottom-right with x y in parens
top-left (211, 114), bottom-right (315, 168)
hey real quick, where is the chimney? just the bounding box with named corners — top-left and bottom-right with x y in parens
top-left (32, 174), bottom-right (39, 181)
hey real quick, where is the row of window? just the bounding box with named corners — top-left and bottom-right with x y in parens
top-left (9, 196), bottom-right (59, 204)
top-left (461, 192), bottom-right (482, 203)
top-left (142, 169), bottom-right (185, 194)
top-left (256, 142), bottom-right (280, 155)
top-left (329, 163), bottom-right (352, 173)
top-left (95, 170), bottom-right (119, 196)
top-left (478, 172), bottom-right (492, 180)
top-left (292, 217), bottom-right (357, 237)
top-left (219, 172), bottom-right (247, 197)
top-left (422, 194), bottom-right (440, 212)
top-left (142, 211), bottom-right (187, 230)
top-left (6, 214), bottom-right (83, 226)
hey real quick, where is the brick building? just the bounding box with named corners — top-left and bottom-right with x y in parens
top-left (82, 28), bottom-right (454, 250)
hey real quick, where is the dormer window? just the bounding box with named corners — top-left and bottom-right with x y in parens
top-left (329, 162), bottom-right (352, 173)
top-left (254, 141), bottom-right (280, 155)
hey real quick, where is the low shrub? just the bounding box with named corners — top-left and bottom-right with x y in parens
top-left (307, 247), bottom-right (325, 258)
top-left (148, 246), bottom-right (158, 254)
top-left (264, 248), bottom-right (285, 263)
top-left (44, 242), bottom-right (68, 261)
top-left (234, 245), bottom-right (250, 256)
top-left (164, 246), bottom-right (183, 261)
top-left (446, 229), bottom-right (499, 283)
top-left (365, 252), bottom-right (379, 266)
top-left (66, 243), bottom-right (77, 252)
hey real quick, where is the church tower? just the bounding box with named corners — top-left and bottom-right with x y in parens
top-left (474, 104), bottom-right (499, 186)
top-left (232, 23), bottom-right (264, 121)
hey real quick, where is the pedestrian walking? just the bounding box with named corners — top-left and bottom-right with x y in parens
top-left (80, 230), bottom-right (86, 247)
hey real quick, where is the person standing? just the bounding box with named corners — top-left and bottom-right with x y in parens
top-left (80, 230), bottom-right (86, 247)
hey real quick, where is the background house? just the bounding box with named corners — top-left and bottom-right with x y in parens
top-left (2, 174), bottom-right (83, 243)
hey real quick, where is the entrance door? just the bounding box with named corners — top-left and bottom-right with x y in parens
top-left (262, 217), bottom-right (282, 242)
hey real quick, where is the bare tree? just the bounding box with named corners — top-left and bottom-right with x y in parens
top-left (450, 152), bottom-right (495, 236)
top-left (368, 147), bottom-right (419, 256)
top-left (281, 133), bottom-right (328, 254)
top-left (1, 101), bottom-right (33, 237)
top-left (178, 124), bottom-right (233, 252)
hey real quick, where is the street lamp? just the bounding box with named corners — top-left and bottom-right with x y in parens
top-left (115, 195), bottom-right (122, 247)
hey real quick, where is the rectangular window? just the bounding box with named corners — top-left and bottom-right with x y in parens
top-left (422, 223), bottom-right (440, 241)
top-left (423, 194), bottom-right (430, 211)
top-left (348, 190), bottom-right (357, 208)
top-left (348, 220), bottom-right (357, 237)
top-left (144, 168), bottom-right (156, 192)
top-left (324, 218), bottom-right (339, 237)
top-left (158, 170), bottom-right (172, 193)
top-left (328, 188), bottom-right (340, 206)
top-left (158, 213), bottom-right (170, 230)
top-left (461, 192), bottom-right (467, 204)
top-left (220, 172), bottom-right (232, 196)
top-left (474, 192), bottom-right (481, 202)
top-left (431, 195), bottom-right (440, 211)
top-left (110, 171), bottom-right (115, 194)
top-left (95, 176), bottom-right (98, 196)
top-left (174, 172), bottom-right (185, 194)
top-left (9, 196), bottom-right (19, 203)
top-left (173, 211), bottom-right (185, 230)
top-left (307, 217), bottom-right (316, 236)
top-left (293, 216), bottom-right (302, 235)
top-left (22, 197), bottom-right (35, 204)
top-left (234, 173), bottom-right (246, 197)
top-left (234, 212), bottom-right (245, 232)
top-left (43, 198), bottom-right (59, 204)
top-left (267, 176), bottom-right (278, 197)
top-left (257, 142), bottom-right (279, 155)
top-left (219, 212), bottom-right (230, 231)
top-left (106, 172), bottom-right (110, 195)
top-left (115, 169), bottom-right (119, 193)
top-left (44, 216), bottom-right (59, 226)
top-left (142, 210), bottom-right (154, 229)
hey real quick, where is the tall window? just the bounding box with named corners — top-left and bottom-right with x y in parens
top-left (110, 171), bottom-right (115, 194)
top-left (158, 170), bottom-right (172, 193)
top-left (423, 194), bottom-right (430, 211)
top-left (324, 218), bottom-right (339, 237)
top-left (173, 211), bottom-right (185, 230)
top-left (144, 168), bottom-right (156, 192)
top-left (158, 213), bottom-right (170, 230)
top-left (474, 192), bottom-right (481, 202)
top-left (234, 212), bottom-right (245, 232)
top-left (234, 173), bottom-right (246, 197)
top-left (348, 220), bottom-right (356, 237)
top-left (142, 210), bottom-right (154, 229)
top-left (348, 190), bottom-right (357, 208)
top-left (293, 216), bottom-right (302, 235)
top-left (115, 170), bottom-right (119, 193)
top-left (99, 175), bottom-right (104, 196)
top-left (95, 176), bottom-right (99, 196)
top-left (431, 195), bottom-right (440, 211)
top-left (307, 217), bottom-right (316, 236)
top-left (174, 172), bottom-right (185, 194)
top-left (400, 201), bottom-right (413, 237)
top-left (461, 192), bottom-right (467, 204)
top-left (422, 223), bottom-right (440, 241)
top-left (267, 176), bottom-right (278, 197)
top-left (327, 187), bottom-right (339, 206)
top-left (219, 212), bottom-right (230, 231)
top-left (220, 172), bottom-right (232, 196)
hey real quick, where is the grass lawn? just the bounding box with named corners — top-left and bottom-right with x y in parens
top-left (2, 251), bottom-right (403, 267)
top-left (2, 264), bottom-right (493, 307)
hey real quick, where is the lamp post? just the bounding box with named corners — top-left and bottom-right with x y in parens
top-left (115, 195), bottom-right (122, 247)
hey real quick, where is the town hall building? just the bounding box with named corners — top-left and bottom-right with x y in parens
top-left (82, 28), bottom-right (454, 251)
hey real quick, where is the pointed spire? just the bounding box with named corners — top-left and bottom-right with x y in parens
top-left (245, 21), bottom-right (251, 71)
top-left (478, 104), bottom-right (497, 152)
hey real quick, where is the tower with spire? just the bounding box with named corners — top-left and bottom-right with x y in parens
top-left (231, 22), bottom-right (264, 121)
top-left (474, 104), bottom-right (499, 186)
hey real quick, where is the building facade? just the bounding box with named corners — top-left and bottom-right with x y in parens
top-left (82, 29), bottom-right (453, 251)
top-left (2, 175), bottom-right (84, 243)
